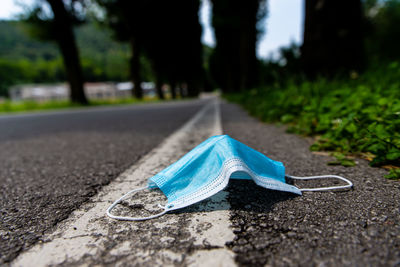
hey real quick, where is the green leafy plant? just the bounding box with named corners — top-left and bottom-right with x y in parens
top-left (0, 97), bottom-right (161, 113)
top-left (385, 169), bottom-right (400, 180)
top-left (225, 63), bottom-right (400, 179)
top-left (327, 152), bottom-right (356, 167)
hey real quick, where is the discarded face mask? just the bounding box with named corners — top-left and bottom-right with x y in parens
top-left (107, 135), bottom-right (353, 221)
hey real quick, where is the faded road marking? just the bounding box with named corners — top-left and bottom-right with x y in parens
top-left (12, 97), bottom-right (235, 267)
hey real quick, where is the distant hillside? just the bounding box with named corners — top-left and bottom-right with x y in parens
top-left (0, 20), bottom-right (132, 78)
top-left (0, 21), bottom-right (59, 61)
top-left (0, 20), bottom-right (152, 96)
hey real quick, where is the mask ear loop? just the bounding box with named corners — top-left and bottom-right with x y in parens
top-left (106, 186), bottom-right (170, 221)
top-left (285, 174), bottom-right (353, 191)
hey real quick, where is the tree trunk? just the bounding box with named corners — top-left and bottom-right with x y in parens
top-left (155, 78), bottom-right (164, 99)
top-left (170, 80), bottom-right (176, 99)
top-left (301, 0), bottom-right (364, 78)
top-left (47, 0), bottom-right (88, 105)
top-left (129, 37), bottom-right (143, 99)
top-left (179, 83), bottom-right (185, 98)
top-left (239, 1), bottom-right (259, 91)
top-left (186, 80), bottom-right (200, 97)
top-left (210, 0), bottom-right (261, 93)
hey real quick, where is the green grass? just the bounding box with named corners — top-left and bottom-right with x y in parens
top-left (225, 62), bottom-right (400, 179)
top-left (0, 96), bottom-right (161, 114)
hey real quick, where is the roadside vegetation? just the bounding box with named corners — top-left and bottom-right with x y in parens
top-left (226, 63), bottom-right (400, 179)
top-left (224, 0), bottom-right (400, 180)
top-left (0, 96), bottom-right (162, 113)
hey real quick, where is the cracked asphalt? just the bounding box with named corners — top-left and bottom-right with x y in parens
top-left (1, 99), bottom-right (399, 266)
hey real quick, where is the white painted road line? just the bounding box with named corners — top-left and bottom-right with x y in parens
top-left (12, 97), bottom-right (236, 267)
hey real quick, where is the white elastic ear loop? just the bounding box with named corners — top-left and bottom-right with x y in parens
top-left (286, 174), bottom-right (353, 191)
top-left (106, 186), bottom-right (169, 221)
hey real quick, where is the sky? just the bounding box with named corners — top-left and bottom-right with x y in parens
top-left (0, 0), bottom-right (303, 59)
top-left (0, 0), bottom-right (33, 19)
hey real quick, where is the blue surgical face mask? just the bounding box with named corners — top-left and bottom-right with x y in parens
top-left (107, 135), bottom-right (352, 221)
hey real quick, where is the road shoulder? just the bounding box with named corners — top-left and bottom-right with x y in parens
top-left (221, 101), bottom-right (400, 266)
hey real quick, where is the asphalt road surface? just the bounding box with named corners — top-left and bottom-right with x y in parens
top-left (221, 102), bottom-right (400, 266)
top-left (0, 100), bottom-right (205, 264)
top-left (1, 98), bottom-right (400, 266)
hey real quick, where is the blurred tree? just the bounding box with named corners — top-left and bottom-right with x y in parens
top-left (143, 0), bottom-right (204, 98)
top-left (96, 0), bottom-right (145, 99)
top-left (0, 20), bottom-right (133, 94)
top-left (259, 42), bottom-right (302, 87)
top-left (97, 0), bottom-right (203, 99)
top-left (0, 60), bottom-right (21, 97)
top-left (202, 45), bottom-right (215, 92)
top-left (301, 0), bottom-right (364, 78)
top-left (23, 0), bottom-right (88, 104)
top-left (364, 0), bottom-right (400, 63)
top-left (209, 0), bottom-right (267, 92)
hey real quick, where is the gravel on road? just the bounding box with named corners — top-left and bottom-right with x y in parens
top-left (221, 101), bottom-right (400, 266)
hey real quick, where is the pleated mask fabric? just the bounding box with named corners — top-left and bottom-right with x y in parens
top-left (107, 135), bottom-right (353, 221)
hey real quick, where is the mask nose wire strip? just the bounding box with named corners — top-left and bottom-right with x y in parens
top-left (106, 186), bottom-right (168, 221)
top-left (285, 175), bottom-right (353, 191)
